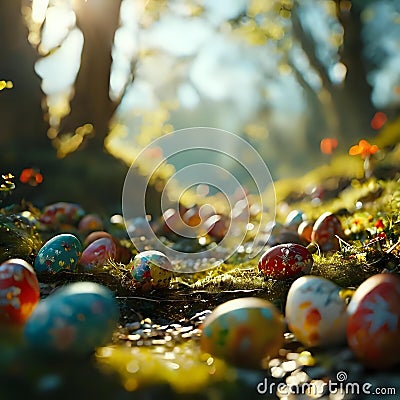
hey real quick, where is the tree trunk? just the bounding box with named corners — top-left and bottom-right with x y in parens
top-left (0, 0), bottom-right (130, 215)
top-left (291, 1), bottom-right (376, 150)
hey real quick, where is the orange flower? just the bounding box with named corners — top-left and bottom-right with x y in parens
top-left (19, 168), bottom-right (43, 186)
top-left (320, 138), bottom-right (338, 154)
top-left (349, 139), bottom-right (379, 159)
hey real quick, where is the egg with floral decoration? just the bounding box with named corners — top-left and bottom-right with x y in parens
top-left (258, 243), bottom-right (313, 279)
top-left (131, 250), bottom-right (172, 289)
top-left (0, 259), bottom-right (40, 325)
top-left (79, 237), bottom-right (116, 271)
top-left (34, 234), bottom-right (82, 273)
top-left (39, 202), bottom-right (85, 229)
top-left (200, 297), bottom-right (284, 368)
top-left (285, 276), bottom-right (348, 347)
top-left (346, 273), bottom-right (400, 369)
top-left (24, 282), bottom-right (119, 355)
top-left (311, 212), bottom-right (344, 252)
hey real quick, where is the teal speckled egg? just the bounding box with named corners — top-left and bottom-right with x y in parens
top-left (24, 282), bottom-right (119, 355)
top-left (34, 234), bottom-right (82, 273)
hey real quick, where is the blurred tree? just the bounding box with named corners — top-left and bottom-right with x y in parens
top-left (1, 0), bottom-right (398, 214)
top-left (0, 0), bottom-right (142, 214)
top-left (290, 0), bottom-right (376, 145)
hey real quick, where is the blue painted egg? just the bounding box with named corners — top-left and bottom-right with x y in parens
top-left (284, 210), bottom-right (304, 230)
top-left (34, 234), bottom-right (82, 273)
top-left (24, 282), bottom-right (119, 354)
top-left (131, 250), bottom-right (172, 289)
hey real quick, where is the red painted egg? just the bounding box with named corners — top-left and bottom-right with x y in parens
top-left (204, 215), bottom-right (229, 242)
top-left (79, 238), bottom-right (116, 271)
top-left (311, 212), bottom-right (344, 252)
top-left (39, 202), bottom-right (85, 229)
top-left (346, 273), bottom-right (400, 369)
top-left (258, 243), bottom-right (313, 279)
top-left (0, 259), bottom-right (40, 325)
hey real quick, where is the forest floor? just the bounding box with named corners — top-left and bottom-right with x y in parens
top-left (1, 144), bottom-right (400, 400)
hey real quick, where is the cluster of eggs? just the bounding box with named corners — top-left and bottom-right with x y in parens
top-left (0, 257), bottom-right (119, 354)
top-left (131, 197), bottom-right (261, 244)
top-left (200, 273), bottom-right (400, 370)
top-left (287, 273), bottom-right (400, 368)
top-left (271, 210), bottom-right (345, 252)
top-left (153, 204), bottom-right (230, 242)
top-left (33, 203), bottom-right (175, 292)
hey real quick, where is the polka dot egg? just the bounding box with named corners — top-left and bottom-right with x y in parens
top-left (200, 297), bottom-right (284, 368)
top-left (258, 243), bottom-right (313, 279)
top-left (131, 250), bottom-right (173, 289)
top-left (34, 234), bottom-right (82, 273)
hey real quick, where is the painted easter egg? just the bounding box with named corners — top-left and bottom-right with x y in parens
top-left (78, 214), bottom-right (103, 234)
top-left (34, 234), bottom-right (82, 273)
top-left (285, 276), bottom-right (348, 347)
top-left (84, 231), bottom-right (113, 247)
top-left (258, 243), bottom-right (313, 279)
top-left (311, 212), bottom-right (344, 252)
top-left (204, 215), bottom-right (229, 242)
top-left (298, 221), bottom-right (313, 243)
top-left (79, 237), bottom-right (116, 271)
top-left (200, 297), bottom-right (284, 368)
top-left (284, 210), bottom-right (304, 231)
top-left (24, 282), bottom-right (119, 354)
top-left (39, 202), bottom-right (85, 229)
top-left (346, 273), bottom-right (400, 369)
top-left (0, 259), bottom-right (40, 325)
top-left (131, 250), bottom-right (172, 289)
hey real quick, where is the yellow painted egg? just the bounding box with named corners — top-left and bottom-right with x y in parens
top-left (200, 297), bottom-right (284, 368)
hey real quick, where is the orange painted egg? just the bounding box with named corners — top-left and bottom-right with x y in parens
top-left (84, 231), bottom-right (113, 247)
top-left (200, 298), bottom-right (284, 368)
top-left (285, 276), bottom-right (348, 347)
top-left (0, 259), bottom-right (40, 325)
top-left (258, 243), bottom-right (313, 279)
top-left (346, 273), bottom-right (400, 369)
top-left (311, 212), bottom-right (344, 252)
top-left (297, 221), bottom-right (313, 243)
